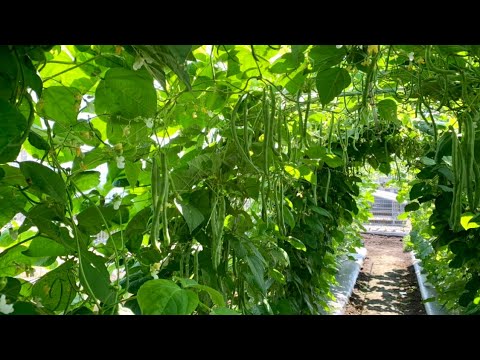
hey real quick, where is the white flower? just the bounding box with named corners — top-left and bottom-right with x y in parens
top-left (116, 156), bottom-right (125, 169)
top-left (118, 304), bottom-right (135, 315)
top-left (133, 56), bottom-right (145, 71)
top-left (207, 111), bottom-right (214, 118)
top-left (144, 118), bottom-right (154, 129)
top-left (113, 198), bottom-right (122, 211)
top-left (150, 263), bottom-right (160, 279)
top-left (0, 294), bottom-right (14, 314)
top-left (336, 45), bottom-right (343, 49)
top-left (408, 52), bottom-right (414, 62)
top-left (133, 54), bottom-right (153, 71)
top-left (191, 243), bottom-right (203, 255)
top-left (144, 54), bottom-right (154, 64)
top-left (93, 231), bottom-right (109, 246)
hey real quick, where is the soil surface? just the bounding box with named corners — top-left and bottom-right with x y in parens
top-left (344, 233), bottom-right (426, 315)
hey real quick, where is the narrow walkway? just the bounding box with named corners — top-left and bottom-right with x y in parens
top-left (345, 233), bottom-right (425, 315)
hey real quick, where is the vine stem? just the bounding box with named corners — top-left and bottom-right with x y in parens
top-left (42, 55), bottom-right (101, 82)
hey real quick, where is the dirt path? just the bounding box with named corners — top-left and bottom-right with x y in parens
top-left (345, 233), bottom-right (426, 315)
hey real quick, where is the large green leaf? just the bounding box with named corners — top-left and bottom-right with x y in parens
top-left (410, 182), bottom-right (432, 201)
top-left (53, 120), bottom-right (102, 147)
top-left (20, 56), bottom-right (43, 99)
top-left (27, 130), bottom-right (50, 151)
top-left (20, 161), bottom-right (67, 204)
top-left (11, 301), bottom-right (41, 315)
top-left (32, 260), bottom-right (76, 312)
top-left (79, 252), bottom-right (115, 304)
top-left (377, 99), bottom-right (398, 122)
top-left (323, 153), bottom-right (344, 168)
top-left (166, 45), bottom-right (193, 62)
top-left (174, 198), bottom-right (205, 233)
top-left (378, 161), bottom-right (391, 175)
top-left (72, 147), bottom-right (108, 172)
top-left (137, 247), bottom-right (162, 265)
top-left (70, 171), bottom-right (101, 192)
top-left (0, 46), bottom-right (18, 101)
top-left (245, 255), bottom-right (266, 295)
top-left (270, 52), bottom-right (304, 73)
top-left (465, 274), bottom-right (480, 291)
top-left (311, 206), bottom-right (333, 219)
top-left (176, 278), bottom-right (226, 307)
top-left (76, 205), bottom-right (110, 235)
top-left (404, 202), bottom-right (420, 212)
top-left (204, 86), bottom-right (228, 111)
top-left (0, 231), bottom-right (16, 248)
top-left (106, 121), bottom-right (150, 146)
top-left (39, 50), bottom-right (99, 94)
top-left (94, 67), bottom-right (157, 125)
top-left (37, 86), bottom-right (81, 126)
top-left (309, 45), bottom-right (345, 72)
top-left (25, 203), bottom-right (65, 241)
top-left (285, 236), bottom-right (307, 252)
top-left (0, 47), bottom-right (41, 101)
top-left (191, 284), bottom-right (225, 307)
top-left (0, 186), bottom-right (26, 228)
top-left (449, 255), bottom-right (464, 269)
top-left (0, 246), bottom-right (33, 277)
top-left (22, 236), bottom-right (71, 257)
top-left (283, 206), bottom-right (295, 228)
top-left (437, 167), bottom-right (454, 182)
top-left (137, 279), bottom-right (199, 315)
top-left (111, 205), bottom-right (129, 225)
top-left (133, 45), bottom-right (192, 90)
top-left (0, 277), bottom-right (21, 302)
top-left (0, 99), bottom-right (28, 163)
top-left (306, 145), bottom-right (327, 159)
top-left (316, 67), bottom-right (351, 106)
top-left (125, 161), bottom-right (141, 189)
top-left (125, 207), bottom-right (152, 252)
top-left (0, 165), bottom-right (27, 187)
top-left (210, 307), bottom-right (242, 315)
top-left (284, 69), bottom-right (307, 94)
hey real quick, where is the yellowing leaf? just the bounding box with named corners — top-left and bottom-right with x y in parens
top-left (367, 45), bottom-right (379, 55)
top-left (299, 165), bottom-right (316, 185)
top-left (302, 170), bottom-right (316, 184)
top-left (461, 212), bottom-right (480, 230)
top-left (284, 165), bottom-right (300, 179)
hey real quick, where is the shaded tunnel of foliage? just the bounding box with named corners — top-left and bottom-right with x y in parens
top-left (0, 45), bottom-right (479, 314)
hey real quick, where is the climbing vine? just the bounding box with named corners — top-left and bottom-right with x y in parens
top-left (0, 45), bottom-right (478, 315)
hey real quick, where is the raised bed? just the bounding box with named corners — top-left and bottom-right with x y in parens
top-left (410, 252), bottom-right (450, 315)
top-left (325, 247), bottom-right (367, 315)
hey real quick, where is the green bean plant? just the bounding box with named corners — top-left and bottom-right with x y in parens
top-left (1, 45), bottom-right (471, 315)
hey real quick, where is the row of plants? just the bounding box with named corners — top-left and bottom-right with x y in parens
top-left (402, 46), bottom-right (480, 314)
top-left (0, 45), bottom-right (458, 315)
